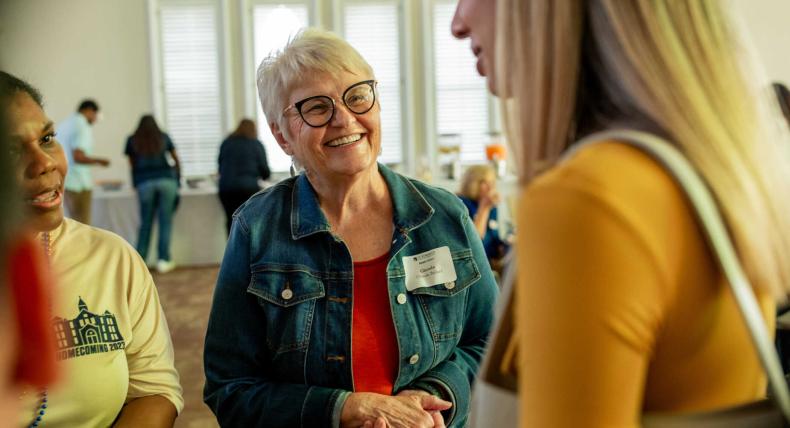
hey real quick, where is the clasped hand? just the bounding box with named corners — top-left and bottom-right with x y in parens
top-left (478, 185), bottom-right (500, 210)
top-left (340, 389), bottom-right (452, 428)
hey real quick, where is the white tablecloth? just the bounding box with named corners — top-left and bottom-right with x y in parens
top-left (90, 185), bottom-right (227, 266)
top-left (87, 174), bottom-right (518, 267)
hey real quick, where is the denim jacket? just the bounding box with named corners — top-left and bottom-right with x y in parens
top-left (203, 164), bottom-right (498, 427)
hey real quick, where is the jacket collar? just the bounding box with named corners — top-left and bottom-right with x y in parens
top-left (290, 163), bottom-right (434, 240)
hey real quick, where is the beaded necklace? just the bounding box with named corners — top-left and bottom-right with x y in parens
top-left (26, 390), bottom-right (47, 427)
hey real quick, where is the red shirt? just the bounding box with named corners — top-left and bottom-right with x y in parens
top-left (352, 252), bottom-right (399, 395)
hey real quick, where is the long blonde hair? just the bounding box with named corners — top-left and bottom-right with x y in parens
top-left (497, 0), bottom-right (790, 297)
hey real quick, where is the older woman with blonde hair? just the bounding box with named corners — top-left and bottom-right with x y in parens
top-left (457, 164), bottom-right (508, 269)
top-left (203, 28), bottom-right (497, 428)
top-left (452, 0), bottom-right (790, 426)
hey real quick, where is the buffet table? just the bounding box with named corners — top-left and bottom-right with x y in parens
top-left (91, 185), bottom-right (228, 266)
top-left (88, 173), bottom-right (517, 268)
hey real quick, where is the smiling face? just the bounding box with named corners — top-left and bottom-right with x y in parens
top-left (6, 92), bottom-right (67, 232)
top-left (451, 0), bottom-right (497, 94)
top-left (271, 70), bottom-right (381, 184)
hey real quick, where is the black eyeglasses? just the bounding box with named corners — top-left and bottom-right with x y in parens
top-left (282, 80), bottom-right (377, 128)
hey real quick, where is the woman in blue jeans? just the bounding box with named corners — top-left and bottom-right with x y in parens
top-left (125, 115), bottom-right (180, 273)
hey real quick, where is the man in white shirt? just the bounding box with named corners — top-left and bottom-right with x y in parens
top-left (58, 99), bottom-right (110, 224)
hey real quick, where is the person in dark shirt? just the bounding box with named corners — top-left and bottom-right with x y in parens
top-left (773, 82), bottom-right (790, 126)
top-left (124, 115), bottom-right (181, 273)
top-left (217, 119), bottom-right (271, 234)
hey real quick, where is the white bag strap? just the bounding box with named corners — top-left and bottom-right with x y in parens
top-left (567, 129), bottom-right (790, 422)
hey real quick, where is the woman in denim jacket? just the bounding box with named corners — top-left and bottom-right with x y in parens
top-left (203, 28), bottom-right (498, 428)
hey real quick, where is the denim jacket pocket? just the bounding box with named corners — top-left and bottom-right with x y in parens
top-left (409, 249), bottom-right (480, 297)
top-left (248, 268), bottom-right (325, 356)
top-left (410, 250), bottom-right (480, 353)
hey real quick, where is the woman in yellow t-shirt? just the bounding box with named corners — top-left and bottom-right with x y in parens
top-left (1, 71), bottom-right (183, 427)
top-left (452, 0), bottom-right (790, 426)
top-left (0, 81), bottom-right (58, 426)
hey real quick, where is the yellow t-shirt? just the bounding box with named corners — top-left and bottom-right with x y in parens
top-left (18, 218), bottom-right (183, 427)
top-left (516, 142), bottom-right (774, 427)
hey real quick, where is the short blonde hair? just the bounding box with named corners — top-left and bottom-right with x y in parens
top-left (256, 28), bottom-right (374, 133)
top-left (459, 164), bottom-right (496, 201)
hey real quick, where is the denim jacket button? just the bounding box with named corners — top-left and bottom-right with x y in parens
top-left (445, 281), bottom-right (456, 290)
top-left (396, 293), bottom-right (407, 305)
top-left (409, 354), bottom-right (420, 365)
top-left (281, 288), bottom-right (294, 300)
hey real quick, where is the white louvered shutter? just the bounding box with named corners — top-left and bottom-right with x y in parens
top-left (343, 1), bottom-right (403, 165)
top-left (159, 1), bottom-right (223, 176)
top-left (252, 4), bottom-right (309, 172)
top-left (433, 2), bottom-right (490, 163)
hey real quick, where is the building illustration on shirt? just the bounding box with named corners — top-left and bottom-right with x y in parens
top-left (52, 297), bottom-right (126, 360)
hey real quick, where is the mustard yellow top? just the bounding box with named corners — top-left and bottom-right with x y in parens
top-left (515, 141), bottom-right (774, 427)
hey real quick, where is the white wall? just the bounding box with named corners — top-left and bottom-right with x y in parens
top-left (733, 0), bottom-right (790, 86)
top-left (1, 0), bottom-right (789, 184)
top-left (0, 0), bottom-right (153, 184)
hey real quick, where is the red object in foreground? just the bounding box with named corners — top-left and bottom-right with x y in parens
top-left (8, 236), bottom-right (58, 388)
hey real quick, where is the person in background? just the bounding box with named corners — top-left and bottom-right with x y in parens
top-left (203, 29), bottom-right (498, 428)
top-left (217, 118), bottom-right (271, 234)
top-left (0, 82), bottom-right (57, 426)
top-left (457, 164), bottom-right (509, 273)
top-left (58, 99), bottom-right (110, 225)
top-left (125, 115), bottom-right (181, 274)
top-left (453, 0), bottom-right (790, 426)
top-left (2, 70), bottom-right (183, 427)
top-left (773, 82), bottom-right (790, 126)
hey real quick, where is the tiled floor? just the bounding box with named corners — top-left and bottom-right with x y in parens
top-left (154, 266), bottom-right (220, 428)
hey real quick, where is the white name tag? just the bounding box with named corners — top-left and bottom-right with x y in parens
top-left (402, 246), bottom-right (457, 291)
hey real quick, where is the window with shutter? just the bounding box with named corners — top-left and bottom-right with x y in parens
top-left (252, 3), bottom-right (309, 173)
top-left (432, 1), bottom-right (491, 163)
top-left (158, 0), bottom-right (224, 176)
top-left (342, 0), bottom-right (404, 165)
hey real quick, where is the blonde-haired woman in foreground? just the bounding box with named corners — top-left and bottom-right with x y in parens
top-left (452, 0), bottom-right (790, 426)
